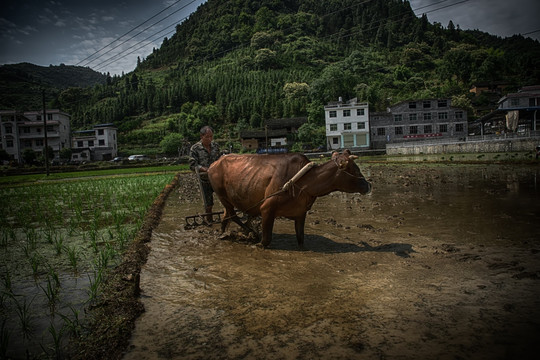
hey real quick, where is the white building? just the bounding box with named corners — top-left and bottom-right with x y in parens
top-left (71, 123), bottom-right (118, 162)
top-left (324, 97), bottom-right (370, 150)
top-left (0, 109), bottom-right (71, 162)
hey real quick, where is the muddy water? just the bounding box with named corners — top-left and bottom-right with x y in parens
top-left (124, 164), bottom-right (540, 359)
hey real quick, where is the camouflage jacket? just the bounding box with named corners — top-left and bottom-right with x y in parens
top-left (189, 141), bottom-right (221, 180)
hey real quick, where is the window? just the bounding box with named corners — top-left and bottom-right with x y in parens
top-left (438, 112), bottom-right (448, 120)
top-left (77, 141), bottom-right (83, 147)
top-left (439, 124), bottom-right (448, 133)
top-left (24, 140), bottom-right (32, 148)
top-left (438, 100), bottom-right (448, 108)
top-left (409, 126), bottom-right (418, 134)
top-left (88, 140), bottom-right (94, 147)
top-left (409, 113), bottom-right (417, 121)
top-left (455, 123), bottom-right (464, 132)
top-left (510, 98), bottom-right (520, 106)
top-left (99, 139), bottom-right (105, 146)
top-left (330, 124), bottom-right (337, 131)
top-left (343, 109), bottom-right (351, 117)
top-left (7, 140), bottom-right (13, 148)
top-left (47, 114), bottom-right (53, 120)
top-left (377, 128), bottom-right (386, 136)
top-left (424, 113), bottom-right (432, 121)
top-left (409, 102), bottom-right (416, 109)
top-left (36, 139), bottom-right (43, 146)
top-left (394, 114), bottom-right (402, 122)
top-left (332, 138), bottom-right (339, 145)
top-left (5, 126), bottom-right (12, 134)
top-left (36, 115), bottom-right (41, 121)
top-left (356, 108), bottom-right (365, 116)
top-left (357, 122), bottom-right (365, 130)
top-left (423, 101), bottom-right (431, 109)
top-left (424, 125), bottom-right (432, 134)
top-left (329, 111), bottom-right (337, 118)
top-left (395, 126), bottom-right (403, 135)
top-left (98, 129), bottom-right (104, 135)
top-left (344, 123), bottom-right (351, 130)
top-left (46, 125), bottom-right (53, 132)
top-left (23, 127), bottom-right (30, 133)
top-left (455, 111), bottom-right (464, 119)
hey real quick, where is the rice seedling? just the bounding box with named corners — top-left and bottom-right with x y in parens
top-left (59, 305), bottom-right (82, 337)
top-left (87, 267), bottom-right (103, 304)
top-left (39, 273), bottom-right (60, 313)
top-left (13, 295), bottom-right (34, 340)
top-left (64, 245), bottom-right (79, 272)
top-left (53, 233), bottom-right (64, 255)
top-left (0, 319), bottom-right (10, 359)
top-left (40, 322), bottom-right (64, 359)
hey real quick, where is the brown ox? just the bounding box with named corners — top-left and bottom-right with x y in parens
top-left (207, 150), bottom-right (372, 247)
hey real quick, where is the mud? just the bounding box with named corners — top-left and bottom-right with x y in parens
top-left (123, 163), bottom-right (540, 359)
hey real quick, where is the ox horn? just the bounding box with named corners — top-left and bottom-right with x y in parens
top-left (349, 155), bottom-right (358, 160)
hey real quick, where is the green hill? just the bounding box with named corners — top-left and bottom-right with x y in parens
top-left (0, 62), bottom-right (107, 110)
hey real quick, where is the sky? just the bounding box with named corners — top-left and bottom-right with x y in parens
top-left (0, 0), bottom-right (539, 76)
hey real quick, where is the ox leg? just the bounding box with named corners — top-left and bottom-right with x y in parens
top-left (260, 212), bottom-right (275, 248)
top-left (221, 207), bottom-right (234, 233)
top-left (294, 213), bottom-right (307, 248)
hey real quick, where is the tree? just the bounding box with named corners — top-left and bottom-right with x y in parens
top-left (22, 149), bottom-right (37, 165)
top-left (297, 122), bottom-right (326, 148)
top-left (59, 148), bottom-right (72, 161)
top-left (160, 133), bottom-right (186, 155)
top-left (283, 82), bottom-right (309, 99)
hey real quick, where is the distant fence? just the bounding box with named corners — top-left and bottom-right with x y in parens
top-left (386, 133), bottom-right (540, 155)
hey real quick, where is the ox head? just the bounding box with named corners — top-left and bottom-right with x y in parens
top-left (331, 150), bottom-right (372, 195)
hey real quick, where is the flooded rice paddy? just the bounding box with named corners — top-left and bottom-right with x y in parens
top-left (124, 163), bottom-right (540, 359)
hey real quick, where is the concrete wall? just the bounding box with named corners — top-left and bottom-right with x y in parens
top-left (386, 137), bottom-right (539, 155)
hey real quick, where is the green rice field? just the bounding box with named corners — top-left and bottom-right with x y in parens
top-left (0, 167), bottom-right (181, 358)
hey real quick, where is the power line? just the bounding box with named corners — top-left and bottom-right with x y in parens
top-left (76, 0), bottom-right (196, 68)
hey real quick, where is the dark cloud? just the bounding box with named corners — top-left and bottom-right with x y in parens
top-left (410, 0), bottom-right (539, 40)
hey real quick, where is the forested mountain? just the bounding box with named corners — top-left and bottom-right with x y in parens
top-left (31, 0), bottom-right (540, 151)
top-left (0, 63), bottom-right (107, 110)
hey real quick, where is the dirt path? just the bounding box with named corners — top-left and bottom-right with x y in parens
top-left (123, 163), bottom-right (540, 359)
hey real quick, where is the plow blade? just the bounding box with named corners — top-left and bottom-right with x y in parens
top-left (184, 211), bottom-right (224, 229)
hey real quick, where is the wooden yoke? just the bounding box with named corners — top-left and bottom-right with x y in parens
top-left (282, 162), bottom-right (316, 192)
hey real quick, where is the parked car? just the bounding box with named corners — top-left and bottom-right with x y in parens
top-left (128, 154), bottom-right (149, 161)
top-left (111, 156), bottom-right (124, 162)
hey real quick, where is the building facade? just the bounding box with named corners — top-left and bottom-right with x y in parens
top-left (324, 98), bottom-right (370, 150)
top-left (370, 99), bottom-right (468, 149)
top-left (71, 123), bottom-right (118, 162)
top-left (497, 85), bottom-right (540, 132)
top-left (0, 109), bottom-right (71, 162)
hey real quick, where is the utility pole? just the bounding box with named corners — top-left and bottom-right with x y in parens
top-left (42, 90), bottom-right (49, 176)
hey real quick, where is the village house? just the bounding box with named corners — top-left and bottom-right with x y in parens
top-left (239, 117), bottom-right (307, 152)
top-left (71, 123), bottom-right (118, 162)
top-left (0, 109), bottom-right (71, 162)
top-left (324, 97), bottom-right (370, 151)
top-left (497, 85), bottom-right (540, 133)
top-left (369, 98), bottom-right (468, 149)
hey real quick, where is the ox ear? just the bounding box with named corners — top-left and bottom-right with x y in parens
top-left (343, 149), bottom-right (352, 156)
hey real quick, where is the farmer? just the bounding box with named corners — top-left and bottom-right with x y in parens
top-left (189, 126), bottom-right (221, 218)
